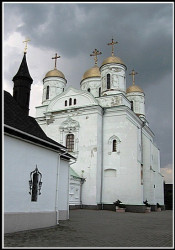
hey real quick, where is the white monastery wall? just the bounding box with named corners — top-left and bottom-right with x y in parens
top-left (4, 134), bottom-right (69, 232)
top-left (102, 110), bottom-right (143, 205)
top-left (39, 105), bottom-right (103, 206)
top-left (142, 132), bottom-right (155, 204)
top-left (4, 135), bottom-right (57, 213)
top-left (71, 108), bottom-right (102, 205)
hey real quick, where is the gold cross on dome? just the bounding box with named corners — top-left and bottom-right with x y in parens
top-left (90, 49), bottom-right (102, 65)
top-left (23, 38), bottom-right (31, 53)
top-left (129, 69), bottom-right (138, 85)
top-left (107, 38), bottom-right (118, 56)
top-left (52, 53), bottom-right (60, 69)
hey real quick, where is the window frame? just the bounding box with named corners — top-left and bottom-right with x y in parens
top-left (66, 133), bottom-right (74, 152)
top-left (107, 74), bottom-right (110, 89)
top-left (112, 139), bottom-right (117, 152)
top-left (46, 86), bottom-right (49, 100)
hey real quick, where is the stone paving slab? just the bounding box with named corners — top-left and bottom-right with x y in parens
top-left (3, 209), bottom-right (173, 248)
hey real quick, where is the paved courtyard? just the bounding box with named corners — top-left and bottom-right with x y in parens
top-left (4, 209), bottom-right (173, 248)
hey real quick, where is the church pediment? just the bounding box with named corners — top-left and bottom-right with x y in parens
top-left (47, 86), bottom-right (98, 112)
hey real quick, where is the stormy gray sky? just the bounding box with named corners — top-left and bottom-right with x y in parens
top-left (3, 2), bottom-right (173, 183)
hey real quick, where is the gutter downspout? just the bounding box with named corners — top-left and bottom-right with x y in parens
top-left (79, 176), bottom-right (85, 209)
top-left (68, 159), bottom-right (77, 217)
top-left (141, 120), bottom-right (146, 201)
top-left (55, 150), bottom-right (68, 225)
top-left (100, 108), bottom-right (104, 209)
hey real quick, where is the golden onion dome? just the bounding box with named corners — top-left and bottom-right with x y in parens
top-left (44, 69), bottom-right (65, 79)
top-left (101, 56), bottom-right (125, 67)
top-left (126, 85), bottom-right (144, 94)
top-left (81, 65), bottom-right (101, 81)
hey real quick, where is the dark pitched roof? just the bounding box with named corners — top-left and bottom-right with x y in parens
top-left (4, 90), bottom-right (75, 160)
top-left (12, 53), bottom-right (33, 81)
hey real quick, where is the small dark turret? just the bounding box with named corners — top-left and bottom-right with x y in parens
top-left (12, 52), bottom-right (33, 116)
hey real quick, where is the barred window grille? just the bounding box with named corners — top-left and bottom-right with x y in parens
top-left (66, 134), bottom-right (74, 152)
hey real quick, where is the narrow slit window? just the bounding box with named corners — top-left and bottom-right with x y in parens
top-left (131, 101), bottom-right (134, 111)
top-left (69, 98), bottom-right (72, 106)
top-left (112, 140), bottom-right (117, 152)
top-left (99, 87), bottom-right (101, 97)
top-left (107, 74), bottom-right (110, 89)
top-left (66, 134), bottom-right (74, 152)
top-left (46, 86), bottom-right (49, 99)
top-left (65, 100), bottom-right (67, 106)
top-left (74, 99), bottom-right (76, 105)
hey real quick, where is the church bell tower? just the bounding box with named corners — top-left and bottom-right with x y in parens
top-left (100, 38), bottom-right (127, 96)
top-left (12, 38), bottom-right (33, 116)
top-left (42, 53), bottom-right (67, 104)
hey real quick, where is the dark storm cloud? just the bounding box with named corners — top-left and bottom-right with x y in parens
top-left (4, 3), bottom-right (172, 86)
top-left (145, 73), bottom-right (173, 167)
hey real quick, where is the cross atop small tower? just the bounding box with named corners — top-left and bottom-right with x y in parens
top-left (129, 69), bottom-right (138, 85)
top-left (52, 53), bottom-right (60, 69)
top-left (107, 38), bottom-right (118, 56)
top-left (23, 38), bottom-right (31, 53)
top-left (90, 49), bottom-right (102, 65)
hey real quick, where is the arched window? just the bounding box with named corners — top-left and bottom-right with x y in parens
top-left (99, 87), bottom-right (101, 97)
top-left (107, 74), bottom-right (110, 89)
top-left (87, 88), bottom-right (90, 92)
top-left (69, 98), bottom-right (72, 106)
top-left (65, 100), bottom-right (67, 106)
top-left (74, 99), bottom-right (76, 105)
top-left (46, 86), bottom-right (49, 99)
top-left (66, 134), bottom-right (74, 152)
top-left (112, 140), bottom-right (117, 152)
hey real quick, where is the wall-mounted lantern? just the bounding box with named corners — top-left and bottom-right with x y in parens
top-left (29, 165), bottom-right (42, 201)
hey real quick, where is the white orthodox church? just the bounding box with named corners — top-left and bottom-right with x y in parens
top-left (35, 39), bottom-right (164, 212)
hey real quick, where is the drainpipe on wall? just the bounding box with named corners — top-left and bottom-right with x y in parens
top-left (141, 120), bottom-right (146, 165)
top-left (100, 108), bottom-right (105, 210)
top-left (55, 150), bottom-right (68, 225)
top-left (69, 159), bottom-right (77, 217)
top-left (79, 177), bottom-right (85, 209)
top-left (141, 120), bottom-right (146, 201)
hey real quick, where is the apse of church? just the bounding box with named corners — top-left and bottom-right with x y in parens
top-left (35, 38), bottom-right (164, 211)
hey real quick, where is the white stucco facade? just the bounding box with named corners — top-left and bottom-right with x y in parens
top-left (35, 54), bottom-right (164, 210)
top-left (4, 133), bottom-right (70, 233)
